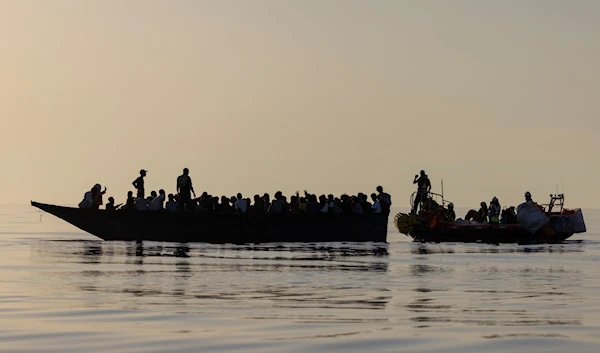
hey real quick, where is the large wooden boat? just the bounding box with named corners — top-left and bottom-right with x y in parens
top-left (31, 201), bottom-right (388, 243)
top-left (395, 193), bottom-right (586, 244)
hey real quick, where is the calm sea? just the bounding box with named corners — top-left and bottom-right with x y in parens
top-left (1, 204), bottom-right (600, 353)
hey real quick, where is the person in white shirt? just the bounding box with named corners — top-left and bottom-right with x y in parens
top-left (371, 193), bottom-right (382, 214)
top-left (234, 193), bottom-right (248, 213)
top-left (148, 189), bottom-right (166, 211)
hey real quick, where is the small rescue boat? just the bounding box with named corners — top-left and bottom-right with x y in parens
top-left (395, 193), bottom-right (586, 244)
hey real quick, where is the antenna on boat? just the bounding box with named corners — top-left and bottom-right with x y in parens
top-left (441, 179), bottom-right (444, 205)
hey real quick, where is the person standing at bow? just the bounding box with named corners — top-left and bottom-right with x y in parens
top-left (177, 168), bottom-right (196, 211)
top-left (411, 170), bottom-right (431, 214)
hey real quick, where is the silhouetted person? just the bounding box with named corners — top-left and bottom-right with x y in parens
top-left (166, 194), bottom-right (178, 211)
top-left (105, 197), bottom-right (117, 211)
top-left (412, 170), bottom-right (431, 214)
top-left (149, 189), bottom-right (166, 211)
top-left (446, 203), bottom-right (456, 223)
top-left (234, 193), bottom-right (248, 213)
top-left (371, 193), bottom-right (382, 213)
top-left (132, 169), bottom-right (147, 198)
top-left (91, 184), bottom-right (106, 210)
top-left (376, 186), bottom-right (392, 214)
top-left (478, 202), bottom-right (488, 223)
top-left (177, 168), bottom-right (195, 211)
top-left (253, 194), bottom-right (265, 214)
top-left (124, 191), bottom-right (135, 210)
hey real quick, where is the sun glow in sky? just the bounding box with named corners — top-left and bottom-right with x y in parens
top-left (1, 0), bottom-right (599, 208)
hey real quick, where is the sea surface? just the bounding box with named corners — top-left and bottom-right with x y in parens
top-left (1, 204), bottom-right (600, 353)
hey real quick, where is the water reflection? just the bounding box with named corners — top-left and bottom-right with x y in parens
top-left (410, 242), bottom-right (586, 255)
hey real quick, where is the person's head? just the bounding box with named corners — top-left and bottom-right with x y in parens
top-left (150, 190), bottom-right (157, 198)
top-left (127, 191), bottom-right (133, 197)
top-left (159, 189), bottom-right (165, 195)
top-left (183, 168), bottom-right (189, 175)
top-left (319, 194), bottom-right (326, 202)
top-left (94, 183), bottom-right (101, 190)
top-left (221, 196), bottom-right (229, 204)
top-left (480, 202), bottom-right (486, 207)
top-left (237, 193), bottom-right (243, 199)
top-left (420, 170), bottom-right (426, 177)
top-left (231, 196), bottom-right (237, 203)
top-left (492, 196), bottom-right (498, 204)
top-left (108, 197), bottom-right (115, 204)
top-left (371, 193), bottom-right (377, 202)
top-left (254, 194), bottom-right (261, 202)
top-left (448, 203), bottom-right (454, 209)
top-left (168, 193), bottom-right (174, 201)
top-left (376, 186), bottom-right (383, 193)
top-left (525, 191), bottom-right (532, 201)
top-left (328, 194), bottom-right (334, 202)
top-left (140, 169), bottom-right (147, 177)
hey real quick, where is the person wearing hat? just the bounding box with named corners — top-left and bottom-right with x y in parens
top-left (132, 169), bottom-right (147, 198)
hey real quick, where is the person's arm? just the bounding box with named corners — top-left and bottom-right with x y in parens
top-left (132, 179), bottom-right (138, 188)
top-left (189, 177), bottom-right (196, 197)
top-left (413, 175), bottom-right (419, 184)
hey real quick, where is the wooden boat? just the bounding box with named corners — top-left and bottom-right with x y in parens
top-left (31, 201), bottom-right (388, 243)
top-left (395, 193), bottom-right (586, 244)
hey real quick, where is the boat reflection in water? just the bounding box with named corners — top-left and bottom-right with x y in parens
top-left (404, 242), bottom-right (584, 335)
top-left (30, 238), bottom-right (585, 337)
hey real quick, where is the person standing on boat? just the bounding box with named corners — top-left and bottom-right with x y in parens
top-left (177, 168), bottom-right (196, 211)
top-left (132, 169), bottom-right (147, 199)
top-left (488, 197), bottom-right (501, 224)
top-left (412, 170), bottom-right (431, 214)
top-left (376, 186), bottom-right (392, 214)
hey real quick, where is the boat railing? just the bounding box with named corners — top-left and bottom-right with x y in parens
top-left (541, 194), bottom-right (564, 214)
top-left (410, 192), bottom-right (450, 212)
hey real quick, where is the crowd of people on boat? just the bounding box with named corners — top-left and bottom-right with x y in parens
top-left (79, 168), bottom-right (392, 216)
top-left (410, 170), bottom-right (536, 225)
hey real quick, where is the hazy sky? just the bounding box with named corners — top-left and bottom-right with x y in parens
top-left (1, 0), bottom-right (598, 208)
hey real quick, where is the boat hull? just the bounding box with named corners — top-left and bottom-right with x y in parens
top-left (31, 201), bottom-right (388, 243)
top-left (409, 224), bottom-right (572, 244)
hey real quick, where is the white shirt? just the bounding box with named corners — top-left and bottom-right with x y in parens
top-left (372, 200), bottom-right (382, 213)
top-left (135, 198), bottom-right (149, 211)
top-left (235, 198), bottom-right (248, 213)
top-left (148, 194), bottom-right (165, 211)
